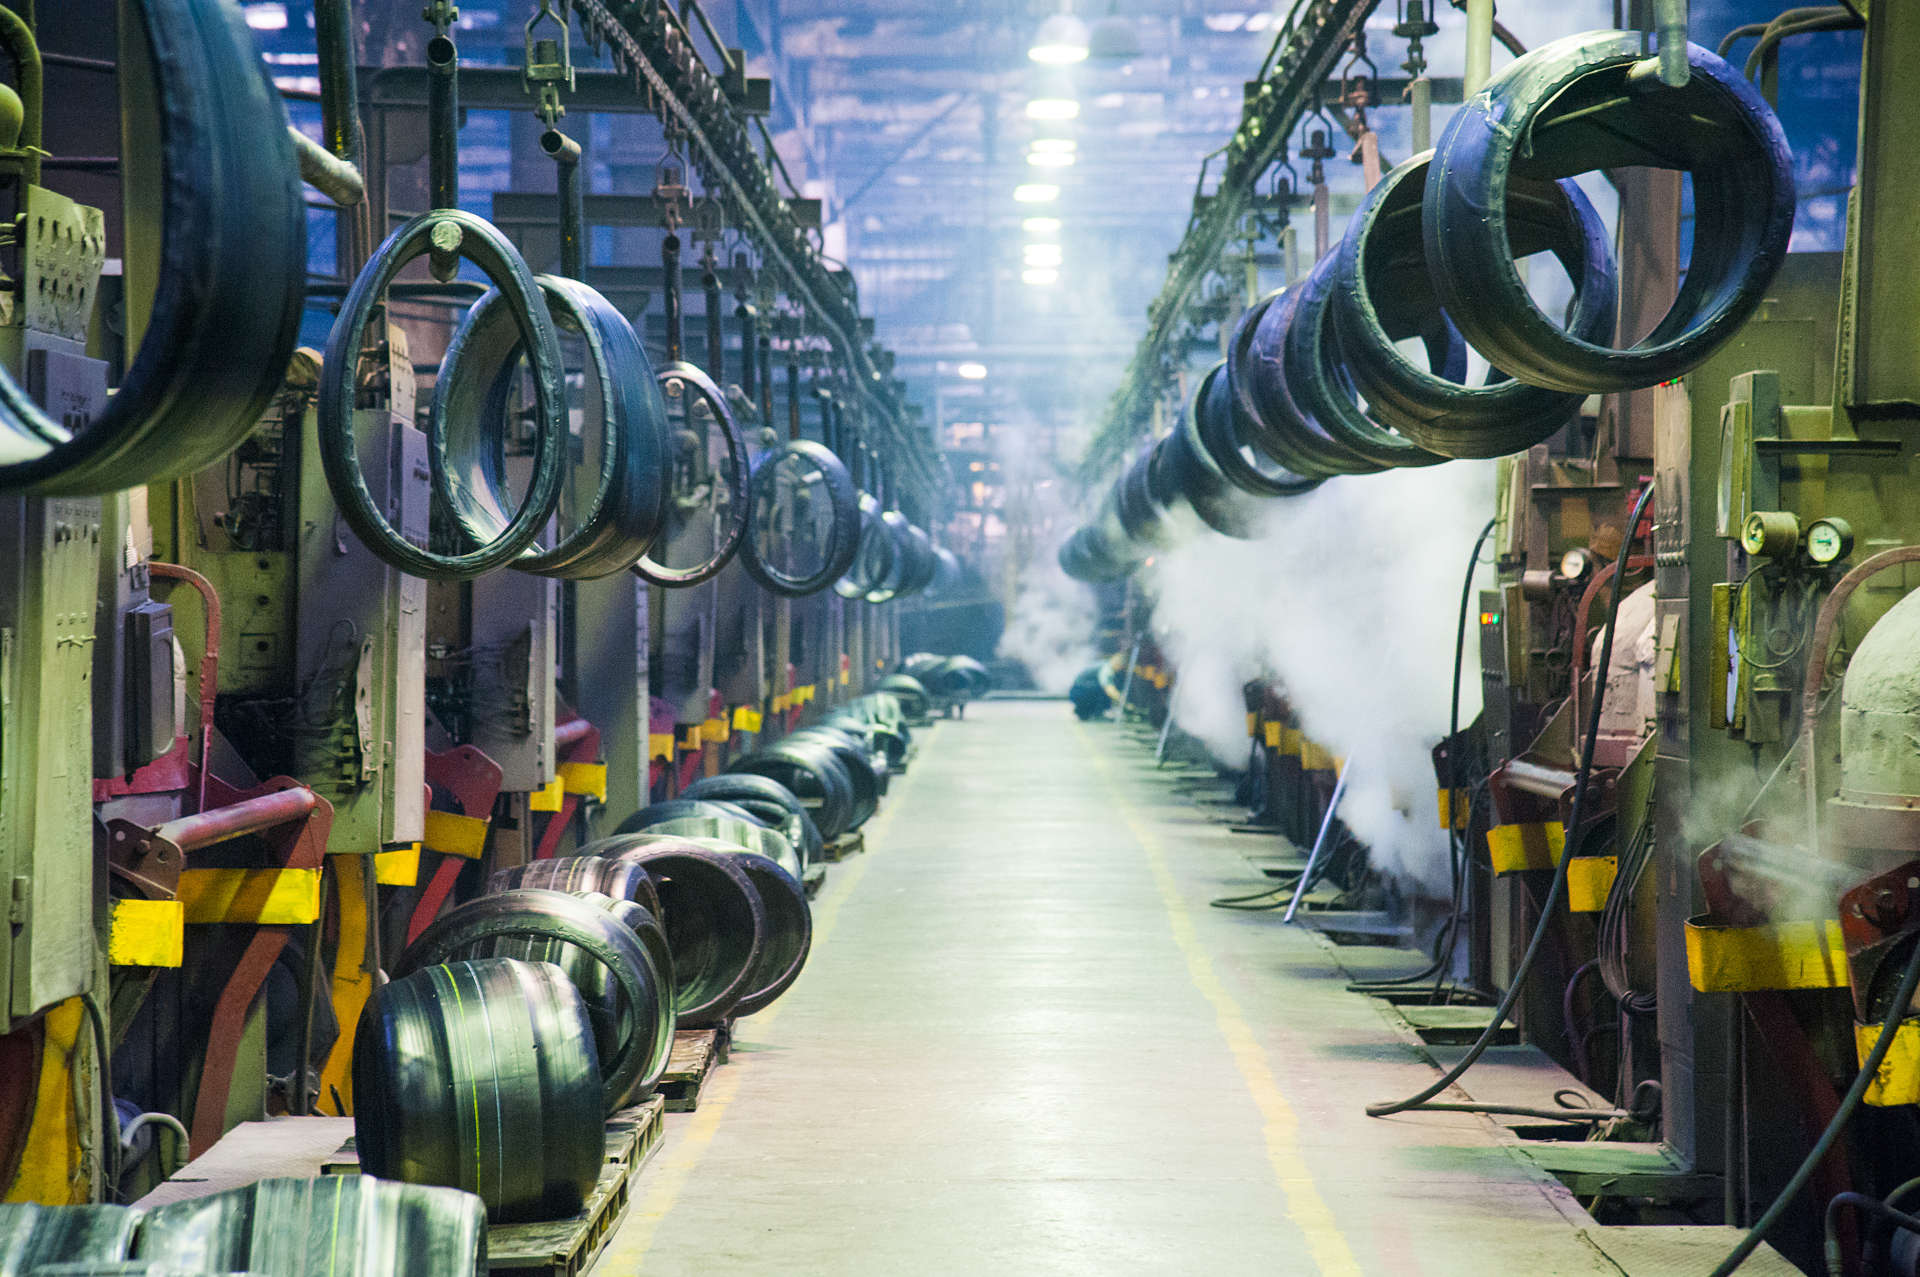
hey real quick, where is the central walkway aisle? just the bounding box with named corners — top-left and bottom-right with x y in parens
top-left (596, 701), bottom-right (1654, 1275)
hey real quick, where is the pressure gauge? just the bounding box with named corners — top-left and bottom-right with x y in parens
top-left (1805, 517), bottom-right (1854, 565)
top-left (1741, 510), bottom-right (1800, 559)
top-left (1558, 547), bottom-right (1595, 581)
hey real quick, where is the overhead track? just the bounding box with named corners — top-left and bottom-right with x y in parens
top-left (1077, 0), bottom-right (1382, 483)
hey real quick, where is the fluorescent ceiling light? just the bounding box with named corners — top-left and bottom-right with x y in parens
top-left (1013, 183), bottom-right (1061, 203)
top-left (1024, 243), bottom-right (1064, 266)
top-left (1025, 97), bottom-right (1081, 121)
top-left (1026, 151), bottom-right (1075, 168)
top-left (1022, 216), bottom-right (1062, 233)
top-left (1028, 12), bottom-right (1090, 64)
top-left (1022, 267), bottom-right (1060, 286)
top-left (244, 2), bottom-right (288, 29)
top-left (1030, 138), bottom-right (1078, 154)
top-left (1203, 13), bottom-right (1249, 32)
top-left (956, 362), bottom-right (988, 380)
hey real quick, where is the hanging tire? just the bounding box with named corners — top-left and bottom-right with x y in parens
top-left (738, 438), bottom-right (861, 597)
top-left (1424, 31), bottom-right (1793, 392)
top-left (393, 889), bottom-right (660, 1112)
top-left (1332, 149), bottom-right (1611, 458)
top-left (352, 957), bottom-right (603, 1222)
top-left (0, 0), bottom-right (305, 495)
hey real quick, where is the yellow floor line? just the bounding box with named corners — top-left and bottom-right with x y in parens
top-left (1077, 722), bottom-right (1364, 1277)
top-left (598, 737), bottom-right (927, 1269)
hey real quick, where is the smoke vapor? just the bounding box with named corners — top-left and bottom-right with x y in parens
top-left (1143, 462), bottom-right (1497, 893)
top-left (992, 416), bottom-right (1100, 694)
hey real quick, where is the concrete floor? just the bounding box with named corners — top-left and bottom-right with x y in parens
top-left (595, 701), bottom-right (1779, 1276)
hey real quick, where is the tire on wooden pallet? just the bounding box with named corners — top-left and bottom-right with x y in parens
top-left (592, 846), bottom-right (767, 1029)
top-left (487, 853), bottom-right (662, 926)
top-left (680, 773), bottom-right (825, 867)
top-left (352, 957), bottom-right (603, 1223)
top-left (727, 741), bottom-right (857, 842)
top-left (393, 889), bottom-right (662, 1112)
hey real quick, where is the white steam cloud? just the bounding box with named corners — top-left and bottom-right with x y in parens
top-left (998, 542), bottom-right (1100, 694)
top-left (1142, 462), bottom-right (1497, 892)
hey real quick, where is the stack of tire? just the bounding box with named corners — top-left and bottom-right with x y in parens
top-left (721, 699), bottom-right (906, 847)
top-left (351, 808), bottom-right (815, 1223)
top-left (1059, 31), bottom-right (1794, 582)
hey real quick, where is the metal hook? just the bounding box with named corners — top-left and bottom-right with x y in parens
top-left (524, 0), bottom-right (574, 127)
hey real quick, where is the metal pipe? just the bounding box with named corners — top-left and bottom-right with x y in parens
top-left (147, 562), bottom-right (221, 816)
top-left (426, 34), bottom-right (459, 211)
top-left (151, 786), bottom-right (319, 855)
top-left (1285, 757), bottom-right (1354, 924)
top-left (291, 127), bottom-right (365, 207)
top-left (0, 2), bottom-right (42, 184)
top-left (1654, 0), bottom-right (1690, 87)
top-left (703, 263), bottom-right (724, 384)
top-left (786, 353), bottom-right (801, 442)
top-left (1502, 758), bottom-right (1579, 801)
top-left (662, 233), bottom-right (683, 364)
top-left (736, 298), bottom-right (758, 405)
top-left (1409, 76), bottom-right (1432, 152)
top-left (313, 0), bottom-right (361, 166)
top-left (757, 330), bottom-right (773, 424)
top-left (543, 128), bottom-right (584, 279)
top-left (1462, 0), bottom-right (1494, 96)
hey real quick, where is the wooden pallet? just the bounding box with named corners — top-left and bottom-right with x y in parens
top-left (658, 1024), bottom-right (730, 1112)
top-left (802, 860), bottom-right (827, 898)
top-left (822, 830), bottom-right (865, 862)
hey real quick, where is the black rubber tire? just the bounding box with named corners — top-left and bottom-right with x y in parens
top-left (1281, 253), bottom-right (1451, 471)
top-left (876, 674), bottom-right (932, 721)
top-left (1425, 32), bottom-right (1793, 393)
top-left (434, 275), bottom-right (670, 577)
top-left (1332, 149), bottom-right (1611, 458)
top-left (720, 852), bottom-right (812, 1018)
top-left (729, 742), bottom-right (858, 842)
top-left (739, 439), bottom-right (861, 597)
top-left (612, 798), bottom-right (771, 835)
top-left (681, 773), bottom-right (825, 867)
top-left (634, 361), bottom-right (749, 587)
top-left (787, 728), bottom-right (881, 829)
top-left (569, 891), bottom-right (676, 1098)
top-left (834, 493), bottom-right (898, 599)
top-left (322, 210), bottom-right (567, 580)
top-left (1239, 286), bottom-right (1385, 479)
top-left (0, 0), bottom-right (305, 495)
top-left (610, 848), bottom-right (768, 1028)
top-left (487, 854), bottom-right (663, 925)
top-left (394, 889), bottom-right (657, 1113)
top-left (353, 958), bottom-right (602, 1223)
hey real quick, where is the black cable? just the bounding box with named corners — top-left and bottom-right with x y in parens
top-left (1824, 1193), bottom-right (1920, 1277)
top-left (1356, 519), bottom-right (1497, 997)
top-left (1368, 485), bottom-right (1654, 1119)
top-left (1743, 8), bottom-right (1862, 82)
top-left (1712, 934), bottom-right (1920, 1274)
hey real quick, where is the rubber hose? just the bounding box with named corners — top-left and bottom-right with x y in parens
top-left (1367, 484), bottom-right (1653, 1118)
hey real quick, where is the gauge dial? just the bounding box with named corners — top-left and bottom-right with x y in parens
top-left (1805, 517), bottom-right (1853, 565)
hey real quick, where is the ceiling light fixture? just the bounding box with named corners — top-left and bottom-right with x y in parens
top-left (1028, 12), bottom-right (1090, 64)
top-left (1030, 138), bottom-right (1078, 154)
top-left (1026, 151), bottom-right (1075, 168)
top-left (1024, 243), bottom-right (1064, 266)
top-left (956, 362), bottom-right (988, 380)
top-left (1022, 216), bottom-right (1062, 234)
top-left (1088, 4), bottom-right (1142, 62)
top-left (1025, 97), bottom-right (1081, 121)
top-left (1013, 183), bottom-right (1061, 203)
top-left (1022, 267), bottom-right (1060, 286)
